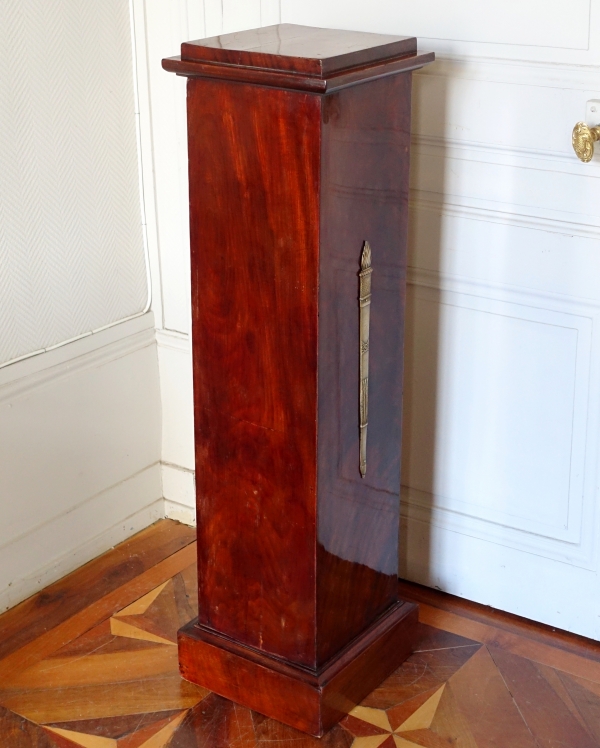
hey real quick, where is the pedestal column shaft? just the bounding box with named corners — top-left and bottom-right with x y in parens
top-left (188, 71), bottom-right (411, 670)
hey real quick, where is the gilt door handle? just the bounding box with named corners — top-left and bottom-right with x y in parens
top-left (572, 122), bottom-right (600, 162)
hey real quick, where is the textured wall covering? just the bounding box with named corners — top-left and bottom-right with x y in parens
top-left (0, 0), bottom-right (148, 365)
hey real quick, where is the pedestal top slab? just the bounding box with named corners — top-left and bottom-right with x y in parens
top-left (163, 24), bottom-right (433, 93)
top-left (180, 24), bottom-right (417, 77)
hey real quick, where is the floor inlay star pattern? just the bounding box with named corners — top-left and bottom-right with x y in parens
top-left (1, 523), bottom-right (600, 747)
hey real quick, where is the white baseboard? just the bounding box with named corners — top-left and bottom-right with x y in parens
top-left (156, 329), bottom-right (195, 471)
top-left (156, 329), bottom-right (196, 528)
top-left (0, 317), bottom-right (198, 612)
top-left (162, 462), bottom-right (196, 526)
top-left (0, 464), bottom-right (163, 613)
top-left (164, 498), bottom-right (196, 527)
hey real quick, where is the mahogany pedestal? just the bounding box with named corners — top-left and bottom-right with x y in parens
top-left (163, 24), bottom-right (434, 737)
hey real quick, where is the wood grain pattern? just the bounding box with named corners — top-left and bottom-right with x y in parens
top-left (489, 647), bottom-right (598, 747)
top-left (177, 623), bottom-right (315, 737)
top-left (1, 675), bottom-right (203, 724)
top-left (109, 618), bottom-right (176, 646)
top-left (2, 647), bottom-right (179, 690)
top-left (162, 51), bottom-right (434, 95)
top-left (46, 711), bottom-right (186, 743)
top-left (180, 25), bottom-right (416, 76)
top-left (114, 581), bottom-right (170, 617)
top-left (253, 714), bottom-right (354, 748)
top-left (168, 25), bottom-right (432, 733)
top-left (135, 710), bottom-right (188, 747)
top-left (557, 671), bottom-right (600, 742)
top-left (359, 645), bottom-right (482, 710)
top-left (448, 646), bottom-right (537, 747)
top-left (417, 599), bottom-right (600, 684)
top-left (398, 579), bottom-right (600, 665)
top-left (187, 75), bottom-right (320, 667)
top-left (0, 521), bottom-right (194, 663)
top-left (316, 71), bottom-right (412, 663)
top-left (182, 30), bottom-right (419, 672)
top-left (0, 542), bottom-right (196, 682)
top-left (178, 603), bottom-right (417, 736)
top-left (428, 685), bottom-right (478, 747)
top-left (0, 521), bottom-right (599, 746)
top-left (0, 705), bottom-right (56, 748)
top-left (44, 727), bottom-right (118, 748)
top-left (169, 696), bottom-right (256, 748)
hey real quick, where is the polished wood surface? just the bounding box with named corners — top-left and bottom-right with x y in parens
top-left (163, 50), bottom-right (434, 94)
top-left (399, 580), bottom-right (600, 685)
top-left (186, 70), bottom-right (414, 672)
top-left (178, 603), bottom-right (417, 735)
top-left (180, 25), bottom-right (416, 76)
top-left (187, 76), bottom-right (320, 667)
top-left (2, 522), bottom-right (600, 747)
top-left (182, 30), bottom-right (419, 666)
top-left (398, 579), bottom-right (600, 665)
top-left (0, 536), bottom-right (196, 684)
top-left (164, 24), bottom-right (433, 734)
top-left (316, 72), bottom-right (412, 663)
top-left (0, 521), bottom-right (195, 664)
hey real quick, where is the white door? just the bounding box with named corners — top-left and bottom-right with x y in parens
top-left (278, 0), bottom-right (600, 639)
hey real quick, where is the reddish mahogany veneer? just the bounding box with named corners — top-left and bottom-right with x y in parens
top-left (180, 24), bottom-right (417, 76)
top-left (179, 602), bottom-right (418, 736)
top-left (162, 24), bottom-right (433, 737)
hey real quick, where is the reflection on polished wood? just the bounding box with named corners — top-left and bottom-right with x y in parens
top-left (1, 521), bottom-right (600, 747)
top-left (162, 24), bottom-right (434, 734)
top-left (179, 24), bottom-right (418, 76)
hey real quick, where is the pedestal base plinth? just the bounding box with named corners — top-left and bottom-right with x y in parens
top-left (178, 601), bottom-right (418, 736)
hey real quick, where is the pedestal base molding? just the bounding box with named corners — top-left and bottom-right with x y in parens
top-left (178, 600), bottom-right (418, 736)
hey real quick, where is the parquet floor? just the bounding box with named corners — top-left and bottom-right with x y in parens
top-left (1, 521), bottom-right (600, 747)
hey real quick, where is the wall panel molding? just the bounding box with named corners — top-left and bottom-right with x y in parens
top-left (163, 463), bottom-right (196, 526)
top-left (0, 0), bottom-right (149, 366)
top-left (412, 134), bottom-right (600, 176)
top-left (0, 313), bottom-right (156, 404)
top-left (410, 192), bottom-right (600, 241)
top-left (0, 466), bottom-right (163, 614)
top-left (407, 267), bottom-right (600, 313)
top-left (402, 270), bottom-right (599, 570)
top-left (156, 328), bottom-right (195, 471)
top-left (0, 331), bottom-right (162, 544)
top-left (0, 315), bottom-right (162, 613)
top-left (416, 55), bottom-right (600, 91)
top-left (281, 0), bottom-right (600, 65)
top-left (155, 327), bottom-right (190, 353)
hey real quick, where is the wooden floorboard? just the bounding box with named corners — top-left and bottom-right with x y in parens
top-left (398, 579), bottom-right (600, 663)
top-left (0, 519), bottom-right (195, 663)
top-left (0, 522), bottom-right (599, 747)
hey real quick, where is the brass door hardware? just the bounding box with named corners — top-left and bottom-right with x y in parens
top-left (572, 122), bottom-right (600, 162)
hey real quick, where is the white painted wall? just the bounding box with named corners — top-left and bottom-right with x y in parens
top-left (0, 0), bottom-right (150, 366)
top-left (0, 315), bottom-right (162, 613)
top-left (137, 0), bottom-right (600, 639)
top-left (131, 0), bottom-right (203, 527)
top-left (0, 0), bottom-right (161, 612)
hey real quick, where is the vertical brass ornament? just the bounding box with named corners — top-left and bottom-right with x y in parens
top-left (359, 241), bottom-right (372, 478)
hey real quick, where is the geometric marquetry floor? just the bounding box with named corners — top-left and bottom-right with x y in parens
top-left (1, 521), bottom-right (600, 747)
